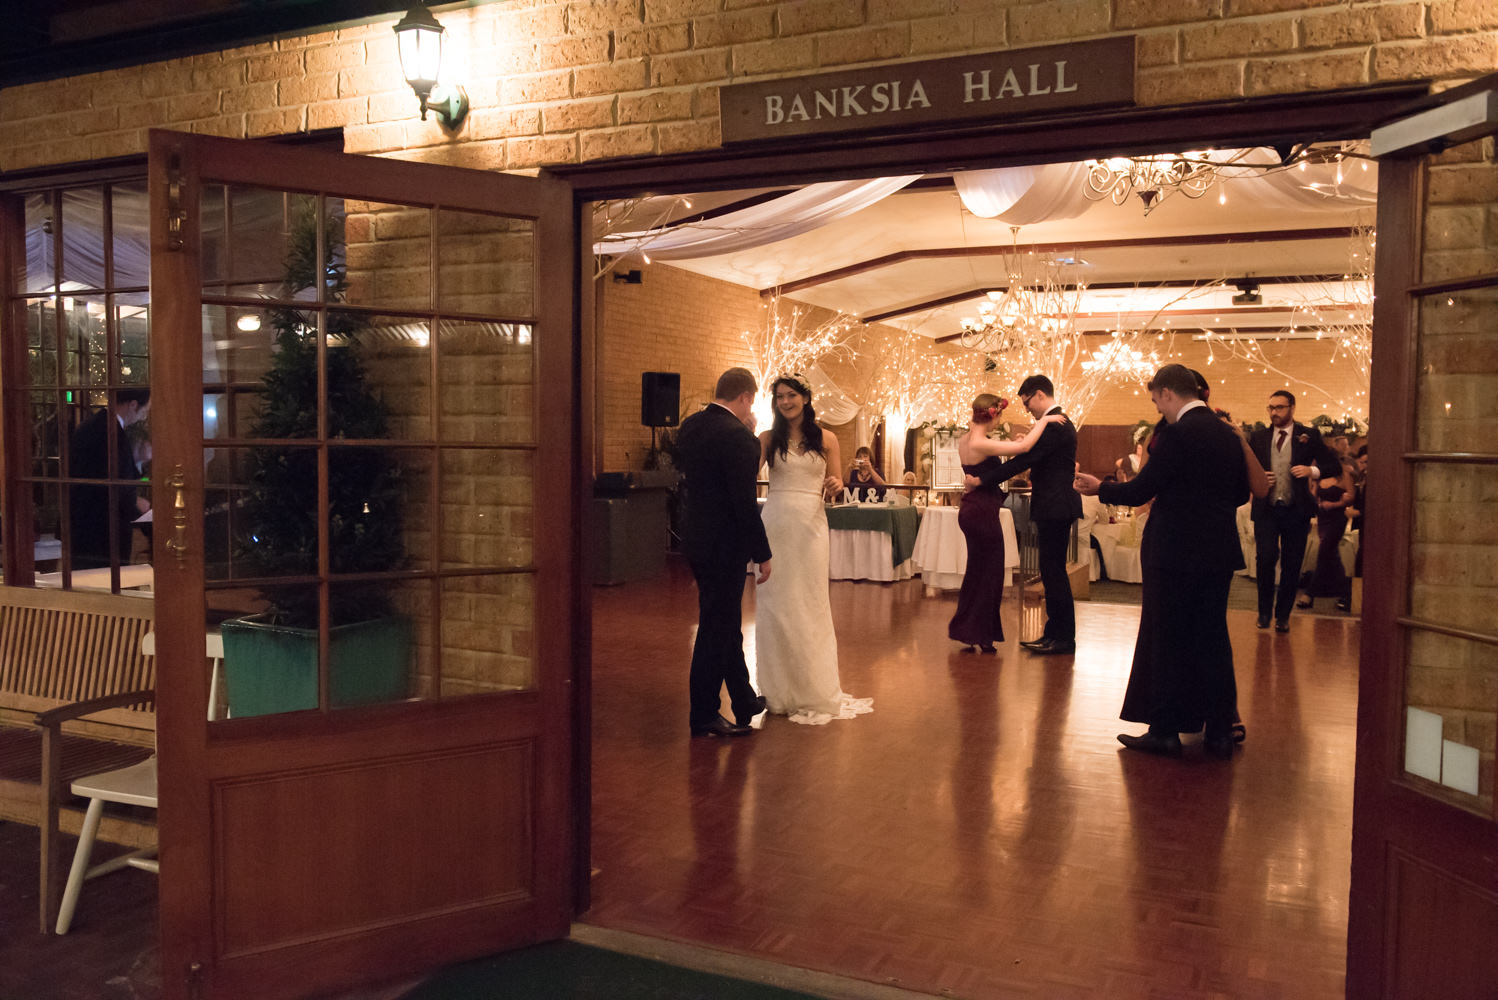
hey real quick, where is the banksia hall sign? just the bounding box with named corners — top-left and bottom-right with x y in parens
top-left (720, 37), bottom-right (1135, 143)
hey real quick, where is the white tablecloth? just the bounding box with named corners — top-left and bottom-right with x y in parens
top-left (1092, 520), bottom-right (1144, 584)
top-left (827, 528), bottom-right (915, 582)
top-left (910, 505), bottom-right (1018, 592)
top-left (1237, 506), bottom-right (1359, 579)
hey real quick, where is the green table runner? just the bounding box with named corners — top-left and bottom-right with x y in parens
top-left (824, 505), bottom-right (922, 566)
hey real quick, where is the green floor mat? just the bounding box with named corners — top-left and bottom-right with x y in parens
top-left (400, 941), bottom-right (831, 1000)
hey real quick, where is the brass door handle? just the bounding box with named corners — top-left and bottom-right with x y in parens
top-left (165, 465), bottom-right (189, 565)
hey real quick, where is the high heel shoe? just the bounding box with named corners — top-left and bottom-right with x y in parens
top-left (1295, 597), bottom-right (1313, 609)
top-left (978, 642), bottom-right (996, 654)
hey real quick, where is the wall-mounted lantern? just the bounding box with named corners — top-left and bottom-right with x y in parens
top-left (393, 5), bottom-right (468, 130)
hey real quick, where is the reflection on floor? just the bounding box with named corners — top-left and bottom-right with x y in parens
top-left (587, 559), bottom-right (1359, 999)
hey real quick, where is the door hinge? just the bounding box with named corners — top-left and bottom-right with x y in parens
top-left (166, 150), bottom-right (185, 252)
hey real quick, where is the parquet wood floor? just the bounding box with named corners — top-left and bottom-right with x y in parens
top-left (586, 558), bottom-right (1359, 999)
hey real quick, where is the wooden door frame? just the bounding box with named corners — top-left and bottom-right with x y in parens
top-left (559, 80), bottom-right (1430, 920)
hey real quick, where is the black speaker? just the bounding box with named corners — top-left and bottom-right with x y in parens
top-left (641, 372), bottom-right (680, 427)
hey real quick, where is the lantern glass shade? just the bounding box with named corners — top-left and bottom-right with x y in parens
top-left (395, 7), bottom-right (445, 94)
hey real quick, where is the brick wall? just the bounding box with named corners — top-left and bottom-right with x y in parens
top-left (3, 2), bottom-right (1497, 171)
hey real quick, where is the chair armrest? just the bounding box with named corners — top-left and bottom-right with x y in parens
top-left (34, 689), bottom-right (156, 730)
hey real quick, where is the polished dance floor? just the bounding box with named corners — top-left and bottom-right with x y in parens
top-left (587, 559), bottom-right (1360, 999)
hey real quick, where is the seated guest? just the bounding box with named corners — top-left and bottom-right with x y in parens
top-left (847, 446), bottom-right (887, 500)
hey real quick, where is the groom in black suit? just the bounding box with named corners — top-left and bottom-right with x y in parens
top-left (675, 368), bottom-right (772, 738)
top-left (1076, 364), bottom-right (1250, 759)
top-left (967, 374), bottom-right (1082, 654)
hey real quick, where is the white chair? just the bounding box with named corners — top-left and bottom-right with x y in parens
top-left (53, 756), bottom-right (158, 934)
top-left (54, 631), bottom-right (223, 934)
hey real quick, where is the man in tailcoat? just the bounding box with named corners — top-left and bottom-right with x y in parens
top-left (1247, 390), bottom-right (1336, 632)
top-left (1075, 364), bottom-right (1250, 759)
top-left (967, 374), bottom-right (1082, 654)
top-left (675, 367), bottom-right (772, 738)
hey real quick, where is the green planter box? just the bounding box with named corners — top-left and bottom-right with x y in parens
top-left (220, 614), bottom-right (412, 718)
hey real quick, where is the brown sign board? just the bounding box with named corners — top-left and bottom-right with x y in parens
top-left (720, 36), bottom-right (1136, 144)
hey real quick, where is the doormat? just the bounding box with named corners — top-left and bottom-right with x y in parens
top-left (398, 941), bottom-right (831, 1000)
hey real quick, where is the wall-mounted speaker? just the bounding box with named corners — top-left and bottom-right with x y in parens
top-left (641, 371), bottom-right (680, 427)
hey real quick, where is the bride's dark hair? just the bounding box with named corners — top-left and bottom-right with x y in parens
top-left (767, 375), bottom-right (824, 468)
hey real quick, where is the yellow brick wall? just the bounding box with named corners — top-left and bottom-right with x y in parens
top-left (2, 2), bottom-right (1497, 171)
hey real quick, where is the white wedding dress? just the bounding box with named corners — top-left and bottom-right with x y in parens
top-left (755, 446), bottom-right (874, 726)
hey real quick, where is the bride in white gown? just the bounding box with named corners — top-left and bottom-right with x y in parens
top-left (755, 375), bottom-right (874, 726)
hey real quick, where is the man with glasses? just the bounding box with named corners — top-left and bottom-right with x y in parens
top-left (966, 374), bottom-right (1081, 654)
top-left (1247, 390), bottom-right (1336, 632)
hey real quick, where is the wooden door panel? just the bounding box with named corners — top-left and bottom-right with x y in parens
top-left (1386, 850), bottom-right (1498, 998)
top-left (213, 739), bottom-right (534, 955)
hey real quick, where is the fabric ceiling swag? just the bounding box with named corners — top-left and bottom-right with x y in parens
top-left (593, 175), bottom-right (920, 262)
top-left (952, 162), bottom-right (1094, 223)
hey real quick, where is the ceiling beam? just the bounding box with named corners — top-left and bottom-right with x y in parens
top-left (759, 227), bottom-right (1357, 299)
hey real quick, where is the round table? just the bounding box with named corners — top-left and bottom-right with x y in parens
top-left (910, 505), bottom-right (1018, 593)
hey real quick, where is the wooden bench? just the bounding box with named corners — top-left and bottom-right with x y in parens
top-left (0, 585), bottom-right (155, 932)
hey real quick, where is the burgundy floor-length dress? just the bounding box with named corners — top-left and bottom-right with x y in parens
top-left (948, 457), bottom-right (1007, 647)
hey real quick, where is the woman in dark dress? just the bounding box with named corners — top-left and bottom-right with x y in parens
top-left (1298, 471), bottom-right (1351, 611)
top-left (948, 394), bottom-right (1066, 652)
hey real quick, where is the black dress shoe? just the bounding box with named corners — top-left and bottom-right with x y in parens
top-left (734, 695), bottom-right (768, 727)
top-left (1035, 640), bottom-right (1075, 655)
top-left (1334, 599), bottom-right (1352, 612)
top-left (1256, 616), bottom-right (1271, 629)
top-left (1203, 734), bottom-right (1236, 759)
top-left (1117, 731), bottom-right (1182, 757)
top-left (1019, 637), bottom-right (1050, 651)
top-left (691, 714), bottom-right (752, 738)
top-left (1274, 620), bottom-right (1290, 633)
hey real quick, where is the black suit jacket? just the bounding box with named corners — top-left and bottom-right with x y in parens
top-left (977, 407), bottom-right (1083, 521)
top-left (675, 403), bottom-right (772, 567)
top-left (1248, 421), bottom-right (1335, 522)
top-left (68, 408), bottom-right (141, 564)
top-left (1097, 406), bottom-right (1248, 574)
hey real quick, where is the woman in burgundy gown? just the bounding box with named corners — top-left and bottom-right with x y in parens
top-left (948, 394), bottom-right (1067, 652)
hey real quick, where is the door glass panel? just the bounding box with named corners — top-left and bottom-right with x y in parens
top-left (62, 294), bottom-right (110, 385)
top-left (59, 188), bottom-right (106, 291)
top-left (436, 210), bottom-right (534, 317)
top-left (28, 390), bottom-right (61, 478)
top-left (111, 181), bottom-right (150, 288)
top-left (117, 292), bottom-right (150, 384)
top-left (25, 297), bottom-right (60, 385)
top-left (1409, 463), bottom-right (1498, 635)
top-left (1403, 629), bottom-right (1496, 814)
top-left (439, 573), bottom-right (535, 696)
top-left (1421, 144), bottom-right (1498, 284)
top-left (344, 201), bottom-right (432, 312)
top-left (21, 192), bottom-right (55, 293)
top-left (327, 310), bottom-right (431, 441)
top-left (219, 444), bottom-right (320, 583)
top-left (328, 578), bottom-right (429, 709)
top-left (437, 319), bottom-right (534, 444)
top-left (1414, 287), bottom-right (1498, 453)
top-left (216, 583), bottom-right (321, 720)
top-left (440, 449), bottom-right (533, 570)
top-left (31, 481), bottom-right (64, 571)
top-left (327, 445), bottom-right (430, 573)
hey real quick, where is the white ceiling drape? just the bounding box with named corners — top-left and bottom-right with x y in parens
top-left (952, 162), bottom-right (1094, 223)
top-left (593, 176), bottom-right (921, 262)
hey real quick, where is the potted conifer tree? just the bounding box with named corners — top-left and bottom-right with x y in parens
top-left (220, 203), bottom-right (411, 717)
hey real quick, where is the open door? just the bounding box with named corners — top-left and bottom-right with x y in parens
top-left (147, 130), bottom-right (577, 999)
top-left (1348, 77), bottom-right (1498, 997)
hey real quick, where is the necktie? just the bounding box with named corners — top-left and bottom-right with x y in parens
top-left (1276, 429), bottom-right (1287, 452)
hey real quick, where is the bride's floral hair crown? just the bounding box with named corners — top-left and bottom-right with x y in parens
top-left (776, 373), bottom-right (812, 396)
